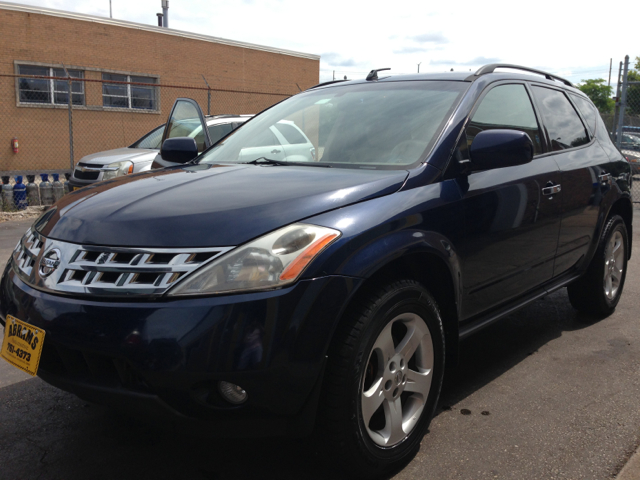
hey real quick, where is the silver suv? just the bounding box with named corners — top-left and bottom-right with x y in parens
top-left (69, 115), bottom-right (251, 190)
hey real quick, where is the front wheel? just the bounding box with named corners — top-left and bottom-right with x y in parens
top-left (568, 215), bottom-right (628, 318)
top-left (320, 280), bottom-right (445, 478)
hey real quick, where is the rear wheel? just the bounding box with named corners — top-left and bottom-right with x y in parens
top-left (320, 280), bottom-right (445, 478)
top-left (568, 215), bottom-right (628, 318)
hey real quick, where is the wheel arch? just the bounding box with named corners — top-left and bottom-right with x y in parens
top-left (606, 196), bottom-right (633, 259)
top-left (332, 249), bottom-right (460, 368)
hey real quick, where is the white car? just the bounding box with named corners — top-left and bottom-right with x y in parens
top-left (237, 120), bottom-right (316, 163)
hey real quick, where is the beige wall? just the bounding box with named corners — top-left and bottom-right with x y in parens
top-left (0, 9), bottom-right (319, 172)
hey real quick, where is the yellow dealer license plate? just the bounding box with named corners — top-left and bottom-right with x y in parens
top-left (1, 315), bottom-right (45, 376)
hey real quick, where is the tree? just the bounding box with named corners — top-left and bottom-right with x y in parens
top-left (578, 79), bottom-right (614, 113)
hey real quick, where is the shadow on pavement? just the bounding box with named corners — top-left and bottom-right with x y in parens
top-left (437, 288), bottom-right (593, 414)
top-left (0, 288), bottom-right (608, 480)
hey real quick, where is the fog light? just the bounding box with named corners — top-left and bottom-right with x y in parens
top-left (218, 381), bottom-right (248, 405)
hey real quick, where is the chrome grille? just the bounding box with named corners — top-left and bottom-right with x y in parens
top-left (12, 229), bottom-right (234, 296)
top-left (14, 228), bottom-right (44, 276)
top-left (73, 163), bottom-right (103, 180)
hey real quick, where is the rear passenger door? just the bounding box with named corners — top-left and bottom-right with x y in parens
top-left (529, 85), bottom-right (611, 277)
top-left (457, 82), bottom-right (562, 318)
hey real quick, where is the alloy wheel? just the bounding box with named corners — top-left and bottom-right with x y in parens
top-left (603, 230), bottom-right (625, 301)
top-left (361, 313), bottom-right (433, 447)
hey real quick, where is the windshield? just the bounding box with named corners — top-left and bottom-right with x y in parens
top-left (198, 81), bottom-right (468, 169)
top-left (130, 125), bottom-right (165, 149)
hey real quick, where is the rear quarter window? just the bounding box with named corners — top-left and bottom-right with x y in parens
top-left (531, 86), bottom-right (589, 151)
top-left (570, 94), bottom-right (598, 136)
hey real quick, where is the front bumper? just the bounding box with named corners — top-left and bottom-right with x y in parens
top-left (0, 266), bottom-right (361, 436)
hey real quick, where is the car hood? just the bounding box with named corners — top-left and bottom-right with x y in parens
top-left (38, 163), bottom-right (409, 247)
top-left (78, 148), bottom-right (158, 165)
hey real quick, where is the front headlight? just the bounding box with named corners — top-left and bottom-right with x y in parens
top-left (167, 224), bottom-right (341, 296)
top-left (102, 160), bottom-right (134, 180)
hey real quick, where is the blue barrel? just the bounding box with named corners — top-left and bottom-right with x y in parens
top-left (13, 176), bottom-right (27, 210)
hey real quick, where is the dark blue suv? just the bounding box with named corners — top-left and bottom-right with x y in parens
top-left (0, 64), bottom-right (632, 478)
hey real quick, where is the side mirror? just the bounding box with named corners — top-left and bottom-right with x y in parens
top-left (469, 130), bottom-right (534, 171)
top-left (161, 137), bottom-right (199, 164)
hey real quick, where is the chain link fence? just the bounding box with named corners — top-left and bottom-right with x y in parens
top-left (610, 55), bottom-right (640, 203)
top-left (0, 64), bottom-right (296, 210)
top-left (1, 60), bottom-right (638, 211)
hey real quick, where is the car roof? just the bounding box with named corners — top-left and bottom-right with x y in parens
top-left (310, 65), bottom-right (584, 97)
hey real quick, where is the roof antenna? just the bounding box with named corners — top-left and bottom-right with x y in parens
top-left (366, 68), bottom-right (390, 81)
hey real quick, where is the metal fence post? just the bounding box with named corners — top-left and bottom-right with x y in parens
top-left (201, 74), bottom-right (211, 115)
top-left (61, 63), bottom-right (74, 171)
top-left (612, 61), bottom-right (622, 141)
top-left (615, 56), bottom-right (630, 149)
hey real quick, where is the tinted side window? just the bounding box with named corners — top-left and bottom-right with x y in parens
top-left (531, 86), bottom-right (589, 151)
top-left (570, 94), bottom-right (598, 135)
top-left (467, 84), bottom-right (542, 155)
top-left (208, 123), bottom-right (234, 145)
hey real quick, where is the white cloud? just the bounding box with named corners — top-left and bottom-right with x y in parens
top-left (8, 0), bottom-right (634, 84)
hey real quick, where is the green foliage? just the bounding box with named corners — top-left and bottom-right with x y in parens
top-left (578, 78), bottom-right (614, 113)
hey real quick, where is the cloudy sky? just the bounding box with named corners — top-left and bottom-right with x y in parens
top-left (8, 0), bottom-right (636, 85)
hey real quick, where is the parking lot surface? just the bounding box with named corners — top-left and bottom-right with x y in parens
top-left (1, 213), bottom-right (639, 480)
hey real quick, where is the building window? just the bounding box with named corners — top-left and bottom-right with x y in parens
top-left (18, 65), bottom-right (85, 105)
top-left (102, 74), bottom-right (157, 110)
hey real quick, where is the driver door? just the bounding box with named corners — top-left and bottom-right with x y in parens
top-left (152, 98), bottom-right (211, 169)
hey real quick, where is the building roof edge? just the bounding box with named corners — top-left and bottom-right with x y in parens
top-left (0, 1), bottom-right (321, 61)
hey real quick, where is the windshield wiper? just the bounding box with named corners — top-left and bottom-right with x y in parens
top-left (242, 157), bottom-right (289, 166)
top-left (241, 157), bottom-right (331, 167)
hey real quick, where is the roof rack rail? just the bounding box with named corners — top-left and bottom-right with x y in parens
top-left (466, 64), bottom-right (573, 87)
top-left (366, 68), bottom-right (391, 81)
top-left (308, 79), bottom-right (349, 90)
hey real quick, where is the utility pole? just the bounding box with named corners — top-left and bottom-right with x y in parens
top-left (608, 58), bottom-right (612, 87)
top-left (417, 62), bottom-right (421, 73)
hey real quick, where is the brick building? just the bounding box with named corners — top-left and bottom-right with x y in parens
top-left (0, 1), bottom-right (320, 174)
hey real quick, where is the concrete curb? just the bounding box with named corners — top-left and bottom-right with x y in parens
top-left (617, 446), bottom-right (640, 480)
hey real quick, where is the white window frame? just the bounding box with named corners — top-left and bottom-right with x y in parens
top-left (102, 74), bottom-right (157, 111)
top-left (17, 65), bottom-right (85, 106)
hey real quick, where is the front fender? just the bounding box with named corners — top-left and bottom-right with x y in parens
top-left (302, 168), bottom-right (464, 306)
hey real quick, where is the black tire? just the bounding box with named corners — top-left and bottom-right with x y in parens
top-left (320, 279), bottom-right (445, 479)
top-left (567, 215), bottom-right (628, 318)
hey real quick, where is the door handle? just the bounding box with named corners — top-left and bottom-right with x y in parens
top-left (271, 149), bottom-right (281, 154)
top-left (599, 173), bottom-right (612, 185)
top-left (542, 183), bottom-right (561, 196)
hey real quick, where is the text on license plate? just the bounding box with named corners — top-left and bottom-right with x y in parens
top-left (1, 315), bottom-right (45, 376)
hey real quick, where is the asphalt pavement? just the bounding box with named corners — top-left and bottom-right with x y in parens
top-left (0, 213), bottom-right (639, 480)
